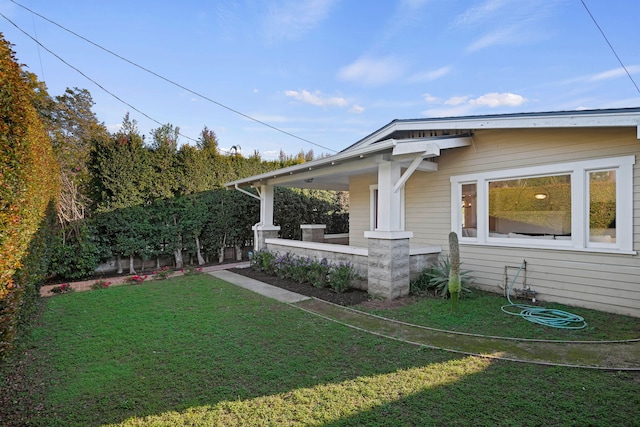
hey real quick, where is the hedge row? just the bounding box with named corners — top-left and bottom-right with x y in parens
top-left (0, 36), bottom-right (60, 357)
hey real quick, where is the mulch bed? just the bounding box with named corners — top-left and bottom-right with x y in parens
top-left (228, 267), bottom-right (371, 306)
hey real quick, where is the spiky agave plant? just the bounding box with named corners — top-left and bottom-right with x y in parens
top-left (448, 231), bottom-right (461, 312)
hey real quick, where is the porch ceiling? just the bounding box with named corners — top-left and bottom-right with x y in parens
top-left (225, 135), bottom-right (471, 191)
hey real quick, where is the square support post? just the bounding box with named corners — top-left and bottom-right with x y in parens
top-left (300, 224), bottom-right (326, 242)
top-left (253, 184), bottom-right (280, 251)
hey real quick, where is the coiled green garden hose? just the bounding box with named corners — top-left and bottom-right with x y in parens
top-left (501, 260), bottom-right (588, 329)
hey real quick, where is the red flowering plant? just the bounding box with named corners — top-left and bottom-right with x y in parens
top-left (152, 266), bottom-right (173, 280)
top-left (126, 275), bottom-right (148, 284)
top-left (91, 280), bottom-right (112, 290)
top-left (181, 265), bottom-right (203, 276)
top-left (49, 283), bottom-right (74, 294)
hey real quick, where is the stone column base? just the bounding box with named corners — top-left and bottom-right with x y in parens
top-left (365, 231), bottom-right (412, 299)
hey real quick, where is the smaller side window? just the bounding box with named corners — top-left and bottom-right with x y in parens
top-left (461, 183), bottom-right (477, 238)
top-left (588, 169), bottom-right (616, 245)
top-left (370, 185), bottom-right (378, 230)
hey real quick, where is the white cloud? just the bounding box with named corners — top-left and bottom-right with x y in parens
top-left (589, 65), bottom-right (640, 82)
top-left (454, 0), bottom-right (560, 52)
top-left (466, 27), bottom-right (517, 52)
top-left (422, 91), bottom-right (527, 115)
top-left (445, 96), bottom-right (470, 106)
top-left (265, 0), bottom-right (336, 42)
top-left (469, 92), bottom-right (527, 107)
top-left (422, 93), bottom-right (439, 103)
top-left (338, 56), bottom-right (406, 86)
top-left (284, 90), bottom-right (348, 107)
top-left (453, 0), bottom-right (507, 28)
top-left (349, 104), bottom-right (365, 114)
top-left (408, 66), bottom-right (452, 83)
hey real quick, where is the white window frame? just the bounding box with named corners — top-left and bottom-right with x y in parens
top-left (370, 184), bottom-right (405, 231)
top-left (450, 155), bottom-right (635, 254)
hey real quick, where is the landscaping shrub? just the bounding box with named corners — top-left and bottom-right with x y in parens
top-left (152, 266), bottom-right (173, 280)
top-left (182, 265), bottom-right (203, 276)
top-left (49, 283), bottom-right (74, 294)
top-left (251, 250), bottom-right (360, 293)
top-left (250, 249), bottom-right (276, 274)
top-left (48, 221), bottom-right (101, 280)
top-left (90, 280), bottom-right (111, 290)
top-left (410, 255), bottom-right (475, 297)
top-left (307, 258), bottom-right (330, 288)
top-left (327, 262), bottom-right (360, 293)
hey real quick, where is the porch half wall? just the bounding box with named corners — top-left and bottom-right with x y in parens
top-left (264, 238), bottom-right (440, 292)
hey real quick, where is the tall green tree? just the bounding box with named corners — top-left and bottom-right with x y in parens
top-left (149, 123), bottom-right (180, 200)
top-left (90, 113), bottom-right (151, 212)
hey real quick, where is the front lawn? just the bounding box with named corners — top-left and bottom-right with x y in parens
top-left (2, 274), bottom-right (638, 426)
top-left (357, 290), bottom-right (640, 341)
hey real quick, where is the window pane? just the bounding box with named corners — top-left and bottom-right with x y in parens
top-left (488, 175), bottom-right (571, 239)
top-left (373, 189), bottom-right (378, 230)
top-left (589, 170), bottom-right (616, 244)
top-left (461, 183), bottom-right (477, 237)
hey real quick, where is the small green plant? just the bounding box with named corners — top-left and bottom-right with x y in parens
top-left (328, 262), bottom-right (360, 293)
top-left (250, 249), bottom-right (276, 274)
top-left (90, 280), bottom-right (111, 290)
top-left (307, 258), bottom-right (330, 288)
top-left (410, 256), bottom-right (474, 298)
top-left (152, 266), bottom-right (173, 280)
top-left (273, 252), bottom-right (295, 279)
top-left (126, 275), bottom-right (148, 285)
top-left (182, 265), bottom-right (203, 276)
top-left (49, 283), bottom-right (74, 294)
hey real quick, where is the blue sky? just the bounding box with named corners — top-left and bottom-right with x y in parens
top-left (1, 0), bottom-right (639, 159)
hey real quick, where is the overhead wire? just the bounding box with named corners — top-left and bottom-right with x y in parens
top-left (8, 0), bottom-right (337, 153)
top-left (580, 0), bottom-right (640, 96)
top-left (0, 11), bottom-right (199, 143)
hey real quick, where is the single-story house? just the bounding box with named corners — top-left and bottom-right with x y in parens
top-left (226, 108), bottom-right (640, 317)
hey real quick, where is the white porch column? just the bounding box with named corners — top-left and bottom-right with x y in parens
top-left (365, 157), bottom-right (413, 299)
top-left (252, 184), bottom-right (280, 251)
top-left (376, 158), bottom-right (403, 231)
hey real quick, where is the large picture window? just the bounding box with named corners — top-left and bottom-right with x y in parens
top-left (451, 156), bottom-right (635, 253)
top-left (488, 174), bottom-right (571, 239)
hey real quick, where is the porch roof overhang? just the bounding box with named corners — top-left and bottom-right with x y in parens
top-left (224, 134), bottom-right (472, 191)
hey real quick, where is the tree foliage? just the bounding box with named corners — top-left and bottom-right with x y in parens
top-left (0, 35), bottom-right (60, 356)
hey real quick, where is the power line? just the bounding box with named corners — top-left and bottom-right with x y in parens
top-left (580, 0), bottom-right (640, 96)
top-left (8, 0), bottom-right (337, 153)
top-left (0, 12), bottom-right (199, 143)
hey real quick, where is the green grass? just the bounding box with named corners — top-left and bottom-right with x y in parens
top-left (2, 275), bottom-right (639, 426)
top-left (359, 290), bottom-right (640, 341)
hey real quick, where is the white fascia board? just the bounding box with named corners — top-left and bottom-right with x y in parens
top-left (356, 111), bottom-right (640, 147)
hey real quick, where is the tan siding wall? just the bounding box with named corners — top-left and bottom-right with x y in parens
top-left (400, 127), bottom-right (639, 316)
top-left (348, 173), bottom-right (376, 248)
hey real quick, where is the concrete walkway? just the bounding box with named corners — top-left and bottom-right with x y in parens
top-left (210, 270), bottom-right (311, 303)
